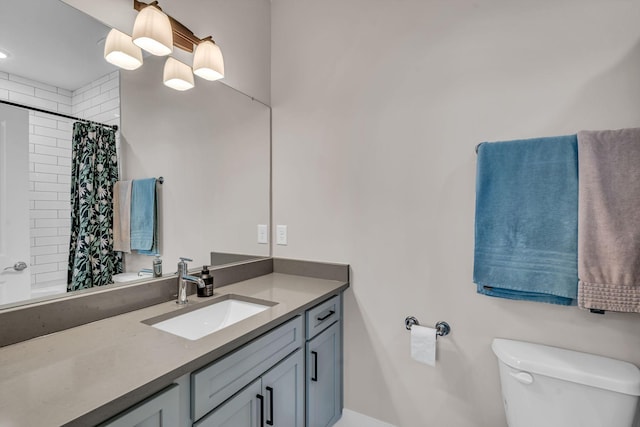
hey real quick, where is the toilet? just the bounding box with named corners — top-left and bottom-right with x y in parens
top-left (492, 338), bottom-right (640, 427)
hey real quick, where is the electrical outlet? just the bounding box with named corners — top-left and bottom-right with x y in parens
top-left (257, 224), bottom-right (268, 244)
top-left (276, 225), bottom-right (287, 245)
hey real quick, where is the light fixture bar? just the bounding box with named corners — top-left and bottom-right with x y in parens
top-left (133, 0), bottom-right (205, 53)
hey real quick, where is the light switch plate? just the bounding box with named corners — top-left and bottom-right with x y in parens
top-left (257, 224), bottom-right (268, 244)
top-left (276, 225), bottom-right (287, 245)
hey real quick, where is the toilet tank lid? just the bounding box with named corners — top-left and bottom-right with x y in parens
top-left (492, 338), bottom-right (640, 396)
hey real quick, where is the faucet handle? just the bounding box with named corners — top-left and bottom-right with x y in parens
top-left (178, 257), bottom-right (193, 275)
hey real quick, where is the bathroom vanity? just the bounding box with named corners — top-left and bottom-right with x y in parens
top-left (0, 259), bottom-right (348, 427)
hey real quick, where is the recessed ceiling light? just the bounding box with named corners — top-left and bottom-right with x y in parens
top-left (0, 51), bottom-right (7, 60)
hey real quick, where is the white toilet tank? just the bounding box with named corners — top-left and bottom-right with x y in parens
top-left (492, 338), bottom-right (640, 427)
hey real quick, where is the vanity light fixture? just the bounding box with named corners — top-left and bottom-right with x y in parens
top-left (163, 57), bottom-right (194, 91)
top-left (104, 0), bottom-right (225, 91)
top-left (104, 29), bottom-right (143, 70)
top-left (193, 38), bottom-right (224, 81)
top-left (131, 2), bottom-right (173, 56)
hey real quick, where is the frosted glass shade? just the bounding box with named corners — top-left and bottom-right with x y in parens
top-left (163, 57), bottom-right (194, 91)
top-left (132, 5), bottom-right (173, 56)
top-left (193, 40), bottom-right (224, 81)
top-left (104, 29), bottom-right (143, 70)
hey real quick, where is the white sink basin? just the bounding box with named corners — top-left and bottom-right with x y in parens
top-left (148, 296), bottom-right (272, 340)
top-left (112, 272), bottom-right (153, 283)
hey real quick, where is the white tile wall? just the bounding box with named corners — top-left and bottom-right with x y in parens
top-left (1, 71), bottom-right (120, 295)
top-left (72, 71), bottom-right (121, 158)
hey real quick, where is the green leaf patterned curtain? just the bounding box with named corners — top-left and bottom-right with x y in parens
top-left (67, 122), bottom-right (122, 291)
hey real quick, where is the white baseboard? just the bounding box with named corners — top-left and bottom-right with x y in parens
top-left (334, 409), bottom-right (397, 427)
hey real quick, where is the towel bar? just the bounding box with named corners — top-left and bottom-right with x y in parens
top-left (404, 316), bottom-right (451, 337)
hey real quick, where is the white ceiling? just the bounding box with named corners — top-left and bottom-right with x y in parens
top-left (0, 0), bottom-right (117, 91)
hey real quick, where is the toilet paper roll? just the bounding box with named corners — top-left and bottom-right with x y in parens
top-left (411, 325), bottom-right (437, 366)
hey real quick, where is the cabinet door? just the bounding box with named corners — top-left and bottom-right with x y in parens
top-left (307, 321), bottom-right (342, 427)
top-left (194, 379), bottom-right (263, 427)
top-left (192, 316), bottom-right (304, 420)
top-left (100, 384), bottom-right (179, 427)
top-left (262, 349), bottom-right (304, 427)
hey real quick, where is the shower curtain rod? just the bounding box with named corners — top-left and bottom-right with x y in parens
top-left (0, 100), bottom-right (118, 131)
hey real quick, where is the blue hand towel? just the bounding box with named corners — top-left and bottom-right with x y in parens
top-left (130, 178), bottom-right (158, 255)
top-left (473, 135), bottom-right (579, 305)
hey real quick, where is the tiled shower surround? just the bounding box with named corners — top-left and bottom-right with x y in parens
top-left (0, 71), bottom-right (120, 297)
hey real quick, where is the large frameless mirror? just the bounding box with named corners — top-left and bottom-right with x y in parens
top-left (0, 0), bottom-right (270, 309)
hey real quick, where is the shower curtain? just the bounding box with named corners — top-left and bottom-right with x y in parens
top-left (67, 122), bottom-right (122, 291)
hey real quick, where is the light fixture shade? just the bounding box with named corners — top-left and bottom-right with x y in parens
top-left (193, 40), bottom-right (224, 81)
top-left (104, 29), bottom-right (143, 70)
top-left (163, 57), bottom-right (194, 91)
top-left (132, 5), bottom-right (173, 56)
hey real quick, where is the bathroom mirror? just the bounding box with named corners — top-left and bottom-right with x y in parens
top-left (0, 0), bottom-right (270, 308)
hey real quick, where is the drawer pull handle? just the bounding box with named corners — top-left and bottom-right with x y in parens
top-left (311, 351), bottom-right (318, 382)
top-left (257, 393), bottom-right (264, 427)
top-left (266, 386), bottom-right (274, 425)
top-left (317, 310), bottom-right (335, 322)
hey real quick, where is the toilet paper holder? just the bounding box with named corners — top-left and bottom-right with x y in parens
top-left (405, 316), bottom-right (451, 338)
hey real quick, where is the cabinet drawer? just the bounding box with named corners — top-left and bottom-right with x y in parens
top-left (306, 294), bottom-right (340, 339)
top-left (99, 384), bottom-right (180, 427)
top-left (191, 316), bottom-right (304, 421)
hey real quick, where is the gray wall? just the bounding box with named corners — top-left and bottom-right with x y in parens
top-left (271, 0), bottom-right (640, 426)
top-left (120, 55), bottom-right (270, 273)
top-left (66, 0), bottom-right (273, 273)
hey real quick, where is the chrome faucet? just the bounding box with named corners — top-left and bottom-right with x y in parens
top-left (176, 257), bottom-right (206, 305)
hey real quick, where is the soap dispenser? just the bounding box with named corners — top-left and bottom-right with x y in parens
top-left (198, 265), bottom-right (214, 297)
top-left (152, 256), bottom-right (162, 277)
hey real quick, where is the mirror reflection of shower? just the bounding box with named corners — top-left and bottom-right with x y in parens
top-left (0, 0), bottom-right (121, 305)
top-left (0, 73), bottom-right (121, 304)
top-left (0, 104), bottom-right (31, 306)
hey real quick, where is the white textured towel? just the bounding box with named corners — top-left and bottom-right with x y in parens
top-left (113, 180), bottom-right (132, 253)
top-left (411, 325), bottom-right (436, 366)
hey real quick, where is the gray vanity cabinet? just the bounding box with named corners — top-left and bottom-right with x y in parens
top-left (195, 349), bottom-right (304, 427)
top-left (305, 295), bottom-right (343, 427)
top-left (261, 348), bottom-right (305, 427)
top-left (97, 292), bottom-right (344, 427)
top-left (100, 384), bottom-right (180, 427)
top-left (193, 379), bottom-right (262, 427)
top-left (191, 316), bottom-right (303, 421)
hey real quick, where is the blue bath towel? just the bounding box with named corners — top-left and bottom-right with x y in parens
top-left (473, 135), bottom-right (579, 305)
top-left (130, 178), bottom-right (158, 255)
